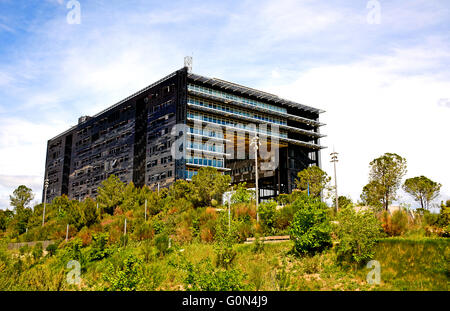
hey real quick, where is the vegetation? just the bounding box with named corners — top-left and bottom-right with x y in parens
top-left (361, 153), bottom-right (407, 210)
top-left (0, 163), bottom-right (448, 291)
top-left (334, 207), bottom-right (383, 265)
top-left (403, 176), bottom-right (442, 210)
top-left (289, 195), bottom-right (332, 255)
top-left (295, 166), bottom-right (331, 197)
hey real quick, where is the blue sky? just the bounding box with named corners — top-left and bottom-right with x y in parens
top-left (0, 0), bottom-right (449, 209)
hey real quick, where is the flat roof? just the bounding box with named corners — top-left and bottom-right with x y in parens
top-left (187, 72), bottom-right (325, 114)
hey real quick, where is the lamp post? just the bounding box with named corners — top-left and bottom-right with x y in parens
top-left (250, 135), bottom-right (260, 223)
top-left (42, 176), bottom-right (49, 226)
top-left (330, 151), bottom-right (339, 212)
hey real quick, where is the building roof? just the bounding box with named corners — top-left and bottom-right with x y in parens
top-left (187, 72), bottom-right (325, 114)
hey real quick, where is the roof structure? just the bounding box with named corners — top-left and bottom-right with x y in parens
top-left (188, 72), bottom-right (325, 114)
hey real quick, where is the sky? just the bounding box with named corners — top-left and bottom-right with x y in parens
top-left (0, 0), bottom-right (449, 210)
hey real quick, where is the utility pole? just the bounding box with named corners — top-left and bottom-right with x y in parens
top-left (144, 199), bottom-right (148, 222)
top-left (66, 224), bottom-right (69, 241)
top-left (330, 150), bottom-right (339, 212)
top-left (250, 135), bottom-right (260, 223)
top-left (227, 194), bottom-right (232, 231)
top-left (42, 176), bottom-right (49, 226)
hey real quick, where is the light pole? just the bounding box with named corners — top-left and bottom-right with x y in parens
top-left (42, 176), bottom-right (49, 226)
top-left (250, 135), bottom-right (260, 223)
top-left (330, 150), bottom-right (339, 212)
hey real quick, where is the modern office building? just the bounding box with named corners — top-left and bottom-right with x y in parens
top-left (43, 66), bottom-right (325, 203)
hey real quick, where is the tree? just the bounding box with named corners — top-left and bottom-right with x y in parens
top-left (362, 153), bottom-right (407, 210)
top-left (336, 196), bottom-right (353, 209)
top-left (9, 185), bottom-right (34, 234)
top-left (0, 209), bottom-right (13, 232)
top-left (190, 167), bottom-right (231, 207)
top-left (289, 196), bottom-right (332, 255)
top-left (360, 180), bottom-right (383, 209)
top-left (295, 166), bottom-right (331, 197)
top-left (403, 176), bottom-right (441, 210)
top-left (258, 200), bottom-right (277, 234)
top-left (97, 175), bottom-right (125, 214)
top-left (10, 185), bottom-right (34, 210)
top-left (230, 182), bottom-right (254, 204)
top-left (334, 207), bottom-right (382, 265)
top-left (79, 198), bottom-right (99, 228)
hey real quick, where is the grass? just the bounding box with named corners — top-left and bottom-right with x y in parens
top-left (0, 238), bottom-right (448, 291)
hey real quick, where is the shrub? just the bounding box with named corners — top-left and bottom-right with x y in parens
top-left (289, 196), bottom-right (332, 255)
top-left (180, 258), bottom-right (248, 291)
top-left (154, 233), bottom-right (170, 256)
top-left (60, 238), bottom-right (86, 272)
top-left (19, 245), bottom-right (30, 256)
top-left (259, 201), bottom-right (277, 234)
top-left (215, 243), bottom-right (237, 269)
top-left (230, 183), bottom-right (254, 204)
top-left (32, 243), bottom-right (43, 261)
top-left (235, 220), bottom-right (254, 243)
top-left (140, 240), bottom-right (158, 263)
top-left (103, 254), bottom-right (144, 291)
top-left (251, 234), bottom-right (265, 254)
top-left (214, 214), bottom-right (238, 269)
top-left (133, 221), bottom-right (153, 241)
top-left (334, 207), bottom-right (383, 265)
top-left (88, 232), bottom-right (110, 261)
top-left (273, 205), bottom-right (294, 230)
top-left (389, 210), bottom-right (409, 236)
top-left (232, 203), bottom-right (256, 221)
top-left (46, 243), bottom-right (58, 257)
top-left (274, 258), bottom-right (291, 290)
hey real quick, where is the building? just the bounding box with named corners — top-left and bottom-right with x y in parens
top-left (43, 66), bottom-right (325, 203)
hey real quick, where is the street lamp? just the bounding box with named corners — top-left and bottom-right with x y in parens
top-left (330, 150), bottom-right (339, 212)
top-left (42, 176), bottom-right (49, 226)
top-left (250, 135), bottom-right (261, 223)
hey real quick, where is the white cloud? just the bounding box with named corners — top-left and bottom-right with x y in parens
top-left (0, 118), bottom-right (62, 209)
top-left (0, 175), bottom-right (42, 210)
top-left (264, 46), bottom-right (450, 206)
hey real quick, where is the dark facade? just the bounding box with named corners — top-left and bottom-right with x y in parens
top-left (43, 67), bottom-right (325, 203)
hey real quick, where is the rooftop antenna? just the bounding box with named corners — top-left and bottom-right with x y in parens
top-left (184, 56), bottom-right (193, 73)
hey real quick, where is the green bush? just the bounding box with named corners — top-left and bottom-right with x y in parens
top-left (213, 214), bottom-right (237, 269)
top-left (289, 196), bottom-right (332, 255)
top-left (19, 245), bottom-right (30, 256)
top-left (181, 258), bottom-right (248, 291)
top-left (103, 254), bottom-right (144, 291)
top-left (259, 201), bottom-right (277, 234)
top-left (154, 233), bottom-right (170, 256)
top-left (251, 234), bottom-right (265, 254)
top-left (88, 232), bottom-right (110, 261)
top-left (60, 238), bottom-right (86, 272)
top-left (390, 210), bottom-right (409, 236)
top-left (334, 207), bottom-right (383, 265)
top-left (32, 243), bottom-right (43, 261)
top-left (46, 243), bottom-right (58, 257)
top-left (140, 240), bottom-right (158, 263)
